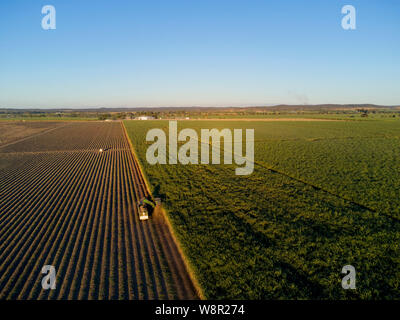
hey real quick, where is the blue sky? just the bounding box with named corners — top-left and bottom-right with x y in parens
top-left (0, 0), bottom-right (399, 108)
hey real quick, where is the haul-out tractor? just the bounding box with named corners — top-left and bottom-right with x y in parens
top-left (137, 198), bottom-right (157, 221)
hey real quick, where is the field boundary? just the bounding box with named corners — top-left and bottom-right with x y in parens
top-left (120, 121), bottom-right (205, 300)
top-left (169, 118), bottom-right (344, 122)
top-left (127, 118), bottom-right (346, 122)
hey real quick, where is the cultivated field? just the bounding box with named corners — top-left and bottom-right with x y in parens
top-left (0, 121), bottom-right (65, 148)
top-left (124, 119), bottom-right (400, 299)
top-left (0, 121), bottom-right (198, 300)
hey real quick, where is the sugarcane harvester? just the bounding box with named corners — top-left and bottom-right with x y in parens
top-left (137, 197), bottom-right (160, 221)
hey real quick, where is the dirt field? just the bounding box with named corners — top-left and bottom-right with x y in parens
top-left (0, 121), bottom-right (65, 147)
top-left (0, 121), bottom-right (198, 300)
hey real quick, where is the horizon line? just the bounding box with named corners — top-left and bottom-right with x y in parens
top-left (1, 103), bottom-right (400, 111)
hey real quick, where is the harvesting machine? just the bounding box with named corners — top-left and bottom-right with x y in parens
top-left (137, 198), bottom-right (156, 221)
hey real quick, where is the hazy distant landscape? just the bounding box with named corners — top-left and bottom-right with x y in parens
top-left (1, 104), bottom-right (400, 122)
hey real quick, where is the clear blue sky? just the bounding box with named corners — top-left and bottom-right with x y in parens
top-left (0, 0), bottom-right (399, 108)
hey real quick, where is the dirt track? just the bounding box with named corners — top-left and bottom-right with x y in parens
top-left (0, 121), bottom-right (198, 300)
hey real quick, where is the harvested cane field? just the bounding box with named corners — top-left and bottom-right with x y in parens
top-left (124, 119), bottom-right (400, 300)
top-left (0, 121), bottom-right (65, 148)
top-left (0, 121), bottom-right (198, 300)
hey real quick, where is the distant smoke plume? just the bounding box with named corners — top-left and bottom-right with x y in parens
top-left (288, 91), bottom-right (309, 105)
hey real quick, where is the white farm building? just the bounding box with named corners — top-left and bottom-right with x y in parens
top-left (136, 116), bottom-right (155, 120)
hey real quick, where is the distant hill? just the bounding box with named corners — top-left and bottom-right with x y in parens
top-left (1, 104), bottom-right (399, 113)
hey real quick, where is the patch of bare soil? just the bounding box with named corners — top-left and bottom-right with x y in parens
top-left (0, 121), bottom-right (64, 147)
